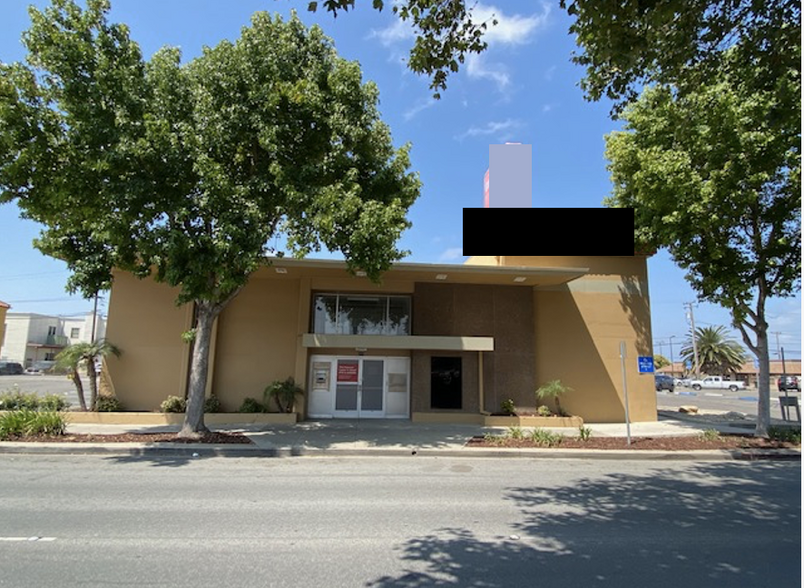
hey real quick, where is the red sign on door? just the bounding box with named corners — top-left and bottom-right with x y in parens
top-left (337, 361), bottom-right (359, 383)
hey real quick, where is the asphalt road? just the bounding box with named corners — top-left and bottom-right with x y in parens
top-left (0, 455), bottom-right (799, 587)
top-left (657, 386), bottom-right (801, 420)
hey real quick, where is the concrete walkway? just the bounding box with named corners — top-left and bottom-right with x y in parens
top-left (1, 412), bottom-right (799, 460)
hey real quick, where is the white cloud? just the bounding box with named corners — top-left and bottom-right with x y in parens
top-left (465, 54), bottom-right (510, 91)
top-left (438, 247), bottom-right (465, 262)
top-left (455, 118), bottom-right (524, 142)
top-left (369, 18), bottom-right (415, 47)
top-left (544, 65), bottom-right (557, 81)
top-left (542, 104), bottom-right (553, 113)
top-left (470, 2), bottom-right (551, 46)
top-left (403, 97), bottom-right (437, 121)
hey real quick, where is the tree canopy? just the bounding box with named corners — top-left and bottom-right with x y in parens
top-left (0, 0), bottom-right (421, 436)
top-left (681, 327), bottom-right (745, 376)
top-left (604, 51), bottom-right (800, 435)
top-left (307, 0), bottom-right (495, 98)
top-left (562, 0), bottom-right (800, 113)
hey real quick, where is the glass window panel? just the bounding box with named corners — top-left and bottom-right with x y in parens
top-left (311, 294), bottom-right (412, 336)
top-left (386, 296), bottom-right (411, 335)
top-left (340, 296), bottom-right (385, 335)
top-left (313, 295), bottom-right (338, 334)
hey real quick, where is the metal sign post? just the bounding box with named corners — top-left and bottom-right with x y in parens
top-left (620, 341), bottom-right (632, 446)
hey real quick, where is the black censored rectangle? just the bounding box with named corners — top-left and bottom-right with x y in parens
top-left (462, 208), bottom-right (635, 256)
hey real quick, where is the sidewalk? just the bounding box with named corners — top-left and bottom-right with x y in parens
top-left (1, 412), bottom-right (799, 460)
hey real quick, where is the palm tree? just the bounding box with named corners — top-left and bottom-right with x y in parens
top-left (681, 326), bottom-right (745, 376)
top-left (55, 340), bottom-right (121, 411)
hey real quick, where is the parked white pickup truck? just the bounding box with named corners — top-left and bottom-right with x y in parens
top-left (689, 376), bottom-right (746, 392)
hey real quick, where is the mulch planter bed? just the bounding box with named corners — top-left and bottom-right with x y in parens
top-left (466, 435), bottom-right (799, 451)
top-left (5, 432), bottom-right (252, 444)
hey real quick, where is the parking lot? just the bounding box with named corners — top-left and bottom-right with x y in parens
top-left (657, 384), bottom-right (801, 421)
top-left (0, 374), bottom-right (90, 408)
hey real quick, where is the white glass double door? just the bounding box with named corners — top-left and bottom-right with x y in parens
top-left (308, 355), bottom-right (410, 419)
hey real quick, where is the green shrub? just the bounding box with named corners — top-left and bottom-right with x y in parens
top-left (0, 390), bottom-right (41, 411)
top-left (768, 426), bottom-right (801, 445)
top-left (537, 405), bottom-right (552, 417)
top-left (529, 427), bottom-right (563, 447)
top-left (39, 394), bottom-right (70, 412)
top-left (204, 395), bottom-right (222, 413)
top-left (238, 397), bottom-right (265, 413)
top-left (506, 426), bottom-right (524, 440)
top-left (500, 399), bottom-right (516, 416)
top-left (0, 409), bottom-right (66, 440)
top-left (95, 396), bottom-right (123, 412)
top-left (264, 377), bottom-right (304, 413)
top-left (160, 395), bottom-right (186, 413)
top-left (698, 428), bottom-right (721, 442)
top-left (577, 425), bottom-right (593, 442)
top-left (483, 433), bottom-right (505, 446)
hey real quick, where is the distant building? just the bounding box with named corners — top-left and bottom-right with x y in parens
top-left (0, 300), bottom-right (9, 360)
top-left (0, 312), bottom-right (106, 367)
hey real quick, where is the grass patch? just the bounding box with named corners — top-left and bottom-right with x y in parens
top-left (0, 409), bottom-right (66, 440)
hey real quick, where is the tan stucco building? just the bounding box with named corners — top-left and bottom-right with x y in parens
top-left (102, 255), bottom-right (657, 423)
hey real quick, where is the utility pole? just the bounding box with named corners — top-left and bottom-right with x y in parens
top-left (90, 292), bottom-right (99, 344)
top-left (772, 331), bottom-right (782, 362)
top-left (669, 335), bottom-right (676, 378)
top-left (684, 302), bottom-right (701, 378)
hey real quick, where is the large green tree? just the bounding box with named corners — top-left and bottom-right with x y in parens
top-left (604, 63), bottom-right (800, 436)
top-left (0, 0), bottom-right (420, 437)
top-left (680, 327), bottom-right (746, 377)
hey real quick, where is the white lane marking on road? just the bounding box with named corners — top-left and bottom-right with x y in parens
top-left (0, 537), bottom-right (56, 542)
top-left (704, 393), bottom-right (724, 397)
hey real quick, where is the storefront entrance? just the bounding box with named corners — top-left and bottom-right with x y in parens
top-left (308, 355), bottom-right (410, 419)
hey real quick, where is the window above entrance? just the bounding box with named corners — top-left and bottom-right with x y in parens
top-left (313, 294), bottom-right (411, 336)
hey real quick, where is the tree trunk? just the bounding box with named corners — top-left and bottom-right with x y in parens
top-left (71, 369), bottom-right (87, 411)
top-left (754, 328), bottom-right (771, 438)
top-left (86, 358), bottom-right (99, 411)
top-left (178, 302), bottom-right (217, 439)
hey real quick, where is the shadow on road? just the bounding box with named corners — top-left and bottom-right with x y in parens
top-left (366, 462), bottom-right (801, 588)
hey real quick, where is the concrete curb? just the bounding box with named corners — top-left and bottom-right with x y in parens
top-left (0, 441), bottom-right (799, 461)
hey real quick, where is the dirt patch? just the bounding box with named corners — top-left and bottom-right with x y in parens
top-left (467, 435), bottom-right (799, 451)
top-left (5, 432), bottom-right (253, 444)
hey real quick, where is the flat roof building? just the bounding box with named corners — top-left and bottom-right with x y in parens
top-left (101, 255), bottom-right (657, 423)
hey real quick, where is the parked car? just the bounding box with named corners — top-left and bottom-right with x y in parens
top-left (689, 376), bottom-right (746, 392)
top-left (0, 361), bottom-right (24, 375)
top-left (655, 374), bottom-right (675, 392)
top-left (24, 360), bottom-right (56, 375)
top-left (778, 375), bottom-right (801, 392)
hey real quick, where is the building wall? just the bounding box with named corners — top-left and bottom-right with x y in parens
top-left (466, 256), bottom-right (656, 422)
top-left (211, 276), bottom-right (302, 412)
top-left (0, 303), bottom-right (8, 360)
top-left (412, 283), bottom-right (535, 413)
top-left (103, 271), bottom-right (193, 410)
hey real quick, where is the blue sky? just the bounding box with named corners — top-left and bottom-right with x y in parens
top-left (1, 0), bottom-right (800, 361)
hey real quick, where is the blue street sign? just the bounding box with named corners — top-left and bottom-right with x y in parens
top-left (638, 356), bottom-right (655, 374)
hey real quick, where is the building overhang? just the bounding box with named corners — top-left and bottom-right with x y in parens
top-left (258, 257), bottom-right (588, 288)
top-left (302, 334), bottom-right (494, 352)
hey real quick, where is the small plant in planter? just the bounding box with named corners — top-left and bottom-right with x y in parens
top-left (535, 380), bottom-right (573, 415)
top-left (264, 377), bottom-right (304, 413)
top-left (160, 395), bottom-right (186, 413)
top-left (500, 398), bottom-right (516, 416)
top-left (238, 397), bottom-right (265, 413)
top-left (537, 405), bottom-right (552, 417)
